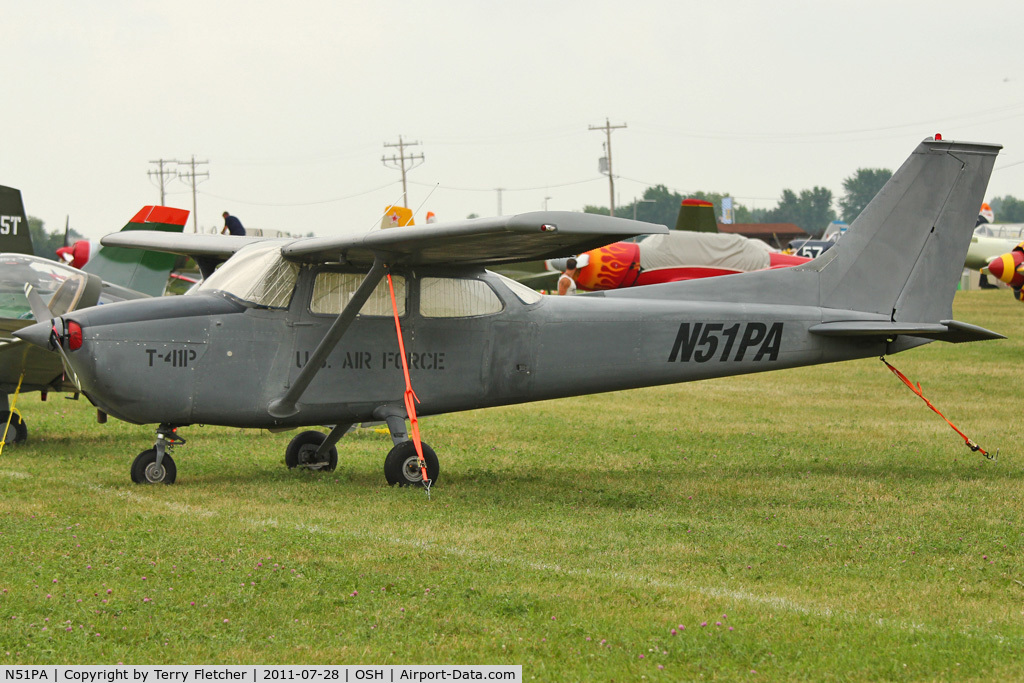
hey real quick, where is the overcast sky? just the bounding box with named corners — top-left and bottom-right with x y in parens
top-left (3, 0), bottom-right (1023, 240)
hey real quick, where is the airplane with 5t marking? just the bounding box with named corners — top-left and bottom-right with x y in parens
top-left (15, 137), bottom-right (1004, 485)
top-left (0, 188), bottom-right (188, 443)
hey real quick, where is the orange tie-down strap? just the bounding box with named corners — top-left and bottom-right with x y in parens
top-left (387, 271), bottom-right (431, 490)
top-left (880, 356), bottom-right (995, 460)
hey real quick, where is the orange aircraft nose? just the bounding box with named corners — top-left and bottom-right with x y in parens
top-left (986, 250), bottom-right (1024, 287)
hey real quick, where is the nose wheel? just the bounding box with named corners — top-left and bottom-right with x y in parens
top-left (130, 423), bottom-right (183, 484)
top-left (130, 449), bottom-right (177, 484)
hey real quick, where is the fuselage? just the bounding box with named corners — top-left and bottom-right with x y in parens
top-left (47, 265), bottom-right (889, 428)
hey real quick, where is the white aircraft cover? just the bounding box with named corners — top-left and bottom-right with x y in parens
top-left (638, 231), bottom-right (772, 272)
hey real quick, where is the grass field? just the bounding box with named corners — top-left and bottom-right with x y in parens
top-left (0, 290), bottom-right (1022, 680)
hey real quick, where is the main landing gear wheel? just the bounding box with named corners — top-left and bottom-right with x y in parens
top-left (285, 431), bottom-right (338, 471)
top-left (130, 449), bottom-right (177, 485)
top-left (0, 411), bottom-right (27, 445)
top-left (384, 441), bottom-right (439, 487)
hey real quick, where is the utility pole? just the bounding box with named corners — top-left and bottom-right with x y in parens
top-left (381, 135), bottom-right (425, 208)
top-left (589, 118), bottom-right (626, 216)
top-left (176, 156), bottom-right (209, 233)
top-left (634, 198), bottom-right (655, 221)
top-left (148, 159), bottom-right (177, 205)
top-left (496, 188), bottom-right (504, 216)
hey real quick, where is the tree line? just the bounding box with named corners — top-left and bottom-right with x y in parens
top-left (587, 169), bottom-right (1024, 238)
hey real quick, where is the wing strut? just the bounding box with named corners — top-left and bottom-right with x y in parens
top-left (268, 258), bottom-right (386, 419)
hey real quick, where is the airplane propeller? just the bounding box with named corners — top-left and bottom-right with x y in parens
top-left (23, 283), bottom-right (54, 323)
top-left (21, 284), bottom-right (81, 391)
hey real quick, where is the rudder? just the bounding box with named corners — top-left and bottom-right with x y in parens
top-left (813, 138), bottom-right (1000, 322)
top-left (0, 185), bottom-right (35, 255)
top-left (83, 206), bottom-right (189, 296)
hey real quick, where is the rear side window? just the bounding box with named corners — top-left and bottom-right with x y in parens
top-left (310, 272), bottom-right (406, 317)
top-left (420, 277), bottom-right (503, 318)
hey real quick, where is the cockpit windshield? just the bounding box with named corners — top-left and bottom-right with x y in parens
top-left (0, 254), bottom-right (89, 319)
top-left (190, 241), bottom-right (299, 309)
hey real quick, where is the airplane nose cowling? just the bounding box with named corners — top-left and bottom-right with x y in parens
top-left (13, 321), bottom-right (55, 349)
top-left (986, 250), bottom-right (1024, 287)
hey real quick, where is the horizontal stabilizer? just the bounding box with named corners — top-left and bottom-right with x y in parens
top-left (100, 231), bottom-right (270, 279)
top-left (809, 319), bottom-right (1004, 343)
top-left (100, 231), bottom-right (265, 259)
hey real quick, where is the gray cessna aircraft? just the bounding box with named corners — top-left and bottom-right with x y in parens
top-left (16, 137), bottom-right (1003, 486)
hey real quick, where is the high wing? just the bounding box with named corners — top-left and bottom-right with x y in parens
top-left (103, 212), bottom-right (665, 269)
top-left (282, 211), bottom-right (664, 266)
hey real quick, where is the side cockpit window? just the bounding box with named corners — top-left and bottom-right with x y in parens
top-left (310, 272), bottom-right (406, 317)
top-left (0, 256), bottom-right (89, 319)
top-left (191, 241), bottom-right (298, 309)
top-left (492, 273), bottom-right (543, 305)
top-left (420, 277), bottom-right (503, 318)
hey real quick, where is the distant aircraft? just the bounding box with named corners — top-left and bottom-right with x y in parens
top-left (967, 224), bottom-right (1021, 271)
top-left (56, 238), bottom-right (99, 269)
top-left (787, 221), bottom-right (848, 259)
top-left (0, 185), bottom-right (35, 256)
top-left (14, 137), bottom-right (1004, 487)
top-left (0, 188), bottom-right (188, 443)
top-left (547, 231), bottom-right (810, 291)
top-left (980, 241), bottom-right (1024, 301)
top-left (381, 205), bottom-right (415, 230)
top-left (546, 198), bottom-right (809, 291)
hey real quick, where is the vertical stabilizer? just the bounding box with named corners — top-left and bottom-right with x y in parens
top-left (674, 199), bottom-right (718, 233)
top-left (0, 185), bottom-right (35, 255)
top-left (814, 138), bottom-right (999, 321)
top-left (83, 206), bottom-right (189, 296)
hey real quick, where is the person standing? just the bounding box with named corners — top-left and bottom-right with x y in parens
top-left (221, 211), bottom-right (246, 236)
top-left (558, 258), bottom-right (579, 295)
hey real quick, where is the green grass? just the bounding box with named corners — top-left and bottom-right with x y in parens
top-left (1, 290), bottom-right (1022, 680)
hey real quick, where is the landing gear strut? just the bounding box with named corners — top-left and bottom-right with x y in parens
top-left (130, 423), bottom-right (183, 484)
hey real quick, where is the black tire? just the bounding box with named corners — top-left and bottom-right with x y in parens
top-left (130, 449), bottom-right (177, 485)
top-left (384, 441), bottom-right (439, 487)
top-left (0, 411), bottom-right (27, 445)
top-left (285, 431), bottom-right (338, 471)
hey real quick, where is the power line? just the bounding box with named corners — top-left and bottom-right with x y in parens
top-left (199, 180), bottom-right (401, 207)
top-left (407, 177), bottom-right (603, 193)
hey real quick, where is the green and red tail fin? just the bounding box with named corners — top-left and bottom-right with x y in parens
top-left (82, 206), bottom-right (189, 296)
top-left (674, 198), bottom-right (718, 233)
top-left (0, 185), bottom-right (36, 255)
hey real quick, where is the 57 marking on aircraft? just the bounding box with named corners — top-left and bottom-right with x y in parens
top-left (668, 322), bottom-right (784, 363)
